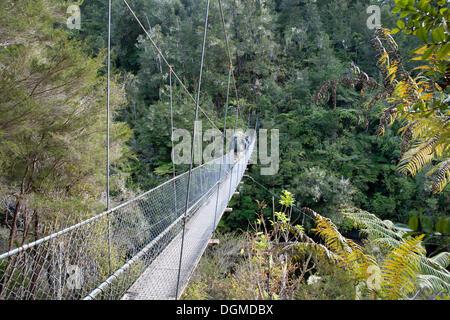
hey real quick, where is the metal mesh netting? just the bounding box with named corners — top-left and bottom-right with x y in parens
top-left (120, 135), bottom-right (255, 300)
top-left (0, 135), bottom-right (255, 300)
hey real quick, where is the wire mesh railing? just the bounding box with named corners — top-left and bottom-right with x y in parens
top-left (119, 134), bottom-right (255, 300)
top-left (0, 134), bottom-right (255, 300)
top-left (175, 135), bottom-right (255, 299)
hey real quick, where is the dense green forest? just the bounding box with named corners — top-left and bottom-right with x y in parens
top-left (0, 0), bottom-right (448, 300)
top-left (75, 0), bottom-right (448, 231)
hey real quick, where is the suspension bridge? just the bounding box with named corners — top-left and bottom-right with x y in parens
top-left (0, 0), bottom-right (259, 300)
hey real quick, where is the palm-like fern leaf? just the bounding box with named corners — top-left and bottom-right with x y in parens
top-left (429, 252), bottom-right (450, 269)
top-left (397, 134), bottom-right (442, 176)
top-left (381, 235), bottom-right (426, 300)
top-left (417, 255), bottom-right (450, 295)
top-left (399, 121), bottom-right (429, 153)
top-left (342, 206), bottom-right (450, 297)
top-left (370, 28), bottom-right (449, 194)
top-left (304, 207), bottom-right (377, 280)
top-left (340, 207), bottom-right (405, 244)
top-left (291, 241), bottom-right (342, 265)
top-left (427, 160), bottom-right (450, 194)
top-left (417, 274), bottom-right (450, 294)
top-left (417, 275), bottom-right (450, 293)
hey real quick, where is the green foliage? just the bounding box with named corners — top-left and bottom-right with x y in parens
top-left (186, 191), bottom-right (447, 300)
top-left (295, 260), bottom-right (357, 300)
top-left (0, 0), bottom-right (448, 300)
top-left (373, 0), bottom-right (449, 193)
top-left (381, 234), bottom-right (426, 300)
top-left (341, 206), bottom-right (450, 298)
top-left (0, 0), bottom-right (131, 249)
top-left (180, 232), bottom-right (247, 300)
top-left (77, 0), bottom-right (447, 237)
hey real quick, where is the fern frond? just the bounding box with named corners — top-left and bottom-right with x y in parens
top-left (400, 122), bottom-right (415, 153)
top-left (304, 207), bottom-right (377, 279)
top-left (341, 207), bottom-right (450, 296)
top-left (417, 255), bottom-right (450, 294)
top-left (309, 210), bottom-right (353, 266)
top-left (340, 207), bottom-right (405, 243)
top-left (381, 235), bottom-right (426, 300)
top-left (429, 252), bottom-right (450, 269)
top-left (427, 160), bottom-right (450, 194)
top-left (291, 242), bottom-right (342, 265)
top-left (346, 242), bottom-right (378, 281)
top-left (288, 225), bottom-right (345, 265)
top-left (397, 134), bottom-right (441, 176)
top-left (417, 275), bottom-right (450, 293)
top-left (372, 237), bottom-right (402, 250)
top-left (369, 27), bottom-right (449, 194)
top-left (399, 121), bottom-right (430, 153)
top-left (376, 106), bottom-right (398, 136)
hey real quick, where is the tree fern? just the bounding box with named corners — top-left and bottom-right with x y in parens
top-left (292, 241), bottom-right (342, 265)
top-left (417, 255), bottom-right (450, 294)
top-left (427, 160), bottom-right (450, 194)
top-left (341, 207), bottom-right (450, 297)
top-left (304, 207), bottom-right (377, 281)
top-left (399, 121), bottom-right (429, 153)
top-left (417, 275), bottom-right (450, 293)
top-left (397, 134), bottom-right (443, 177)
top-left (429, 252), bottom-right (450, 269)
top-left (370, 25), bottom-right (450, 193)
top-left (381, 235), bottom-right (426, 300)
top-left (340, 207), bottom-right (404, 244)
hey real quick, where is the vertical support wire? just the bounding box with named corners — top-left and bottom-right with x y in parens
top-left (227, 107), bottom-right (234, 202)
top-left (122, 0), bottom-right (221, 133)
top-left (227, 106), bottom-right (238, 202)
top-left (176, 0), bottom-right (210, 300)
top-left (234, 107), bottom-right (240, 190)
top-left (106, 0), bottom-right (113, 279)
top-left (212, 0), bottom-right (236, 233)
top-left (212, 64), bottom-right (232, 233)
top-left (169, 69), bottom-right (178, 222)
top-left (218, 0), bottom-right (243, 125)
top-left (218, 0), bottom-right (245, 211)
top-left (235, 105), bottom-right (239, 130)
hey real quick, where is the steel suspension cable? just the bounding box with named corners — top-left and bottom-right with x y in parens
top-left (227, 105), bottom-right (237, 202)
top-left (212, 63), bottom-right (233, 234)
top-left (175, 0), bottom-right (211, 300)
top-left (169, 69), bottom-right (175, 178)
top-left (209, 0), bottom-right (251, 236)
top-left (122, 0), bottom-right (221, 133)
top-left (169, 69), bottom-right (178, 222)
top-left (106, 0), bottom-right (113, 276)
top-left (218, 0), bottom-right (244, 122)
